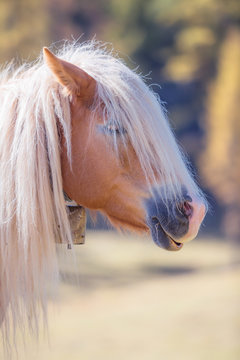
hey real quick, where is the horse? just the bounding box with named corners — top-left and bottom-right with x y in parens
top-left (0, 40), bottom-right (206, 343)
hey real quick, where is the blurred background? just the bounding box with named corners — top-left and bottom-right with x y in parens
top-left (0, 0), bottom-right (239, 359)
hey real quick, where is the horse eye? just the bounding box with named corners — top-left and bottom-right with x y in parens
top-left (105, 124), bottom-right (120, 134)
top-left (104, 123), bottom-right (126, 135)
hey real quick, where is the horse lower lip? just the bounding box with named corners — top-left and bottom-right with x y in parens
top-left (148, 218), bottom-right (183, 251)
top-left (161, 233), bottom-right (183, 251)
top-left (166, 235), bottom-right (183, 251)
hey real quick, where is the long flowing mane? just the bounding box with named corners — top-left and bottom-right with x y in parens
top-left (0, 41), bottom-right (202, 342)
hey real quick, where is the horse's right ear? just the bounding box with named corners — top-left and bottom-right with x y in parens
top-left (43, 47), bottom-right (96, 102)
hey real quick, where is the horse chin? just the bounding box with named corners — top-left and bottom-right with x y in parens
top-left (148, 217), bottom-right (183, 251)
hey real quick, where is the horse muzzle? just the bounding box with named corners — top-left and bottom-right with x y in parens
top-left (146, 190), bottom-right (207, 251)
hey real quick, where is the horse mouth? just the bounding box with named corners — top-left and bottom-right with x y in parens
top-left (148, 217), bottom-right (183, 251)
top-left (160, 232), bottom-right (183, 251)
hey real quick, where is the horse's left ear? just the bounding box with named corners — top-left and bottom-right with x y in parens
top-left (43, 47), bottom-right (96, 102)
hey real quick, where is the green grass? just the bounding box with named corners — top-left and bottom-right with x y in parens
top-left (1, 231), bottom-right (240, 360)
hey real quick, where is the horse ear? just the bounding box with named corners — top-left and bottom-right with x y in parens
top-left (43, 47), bottom-right (96, 101)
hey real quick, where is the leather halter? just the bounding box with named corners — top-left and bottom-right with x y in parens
top-left (64, 192), bottom-right (86, 248)
top-left (54, 119), bottom-right (86, 247)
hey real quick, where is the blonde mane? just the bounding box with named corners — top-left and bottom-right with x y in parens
top-left (0, 40), bottom-right (202, 343)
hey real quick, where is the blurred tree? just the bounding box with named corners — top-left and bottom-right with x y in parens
top-left (0, 0), bottom-right (49, 62)
top-left (200, 29), bottom-right (240, 241)
top-left (47, 0), bottom-right (109, 46)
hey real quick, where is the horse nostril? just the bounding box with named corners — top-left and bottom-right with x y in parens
top-left (181, 201), bottom-right (193, 218)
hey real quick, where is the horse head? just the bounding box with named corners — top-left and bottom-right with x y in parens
top-left (44, 46), bottom-right (206, 251)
